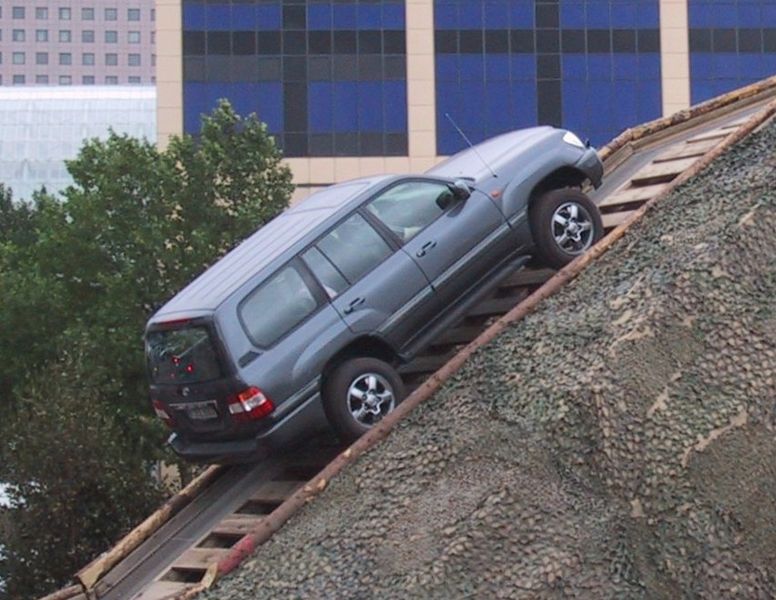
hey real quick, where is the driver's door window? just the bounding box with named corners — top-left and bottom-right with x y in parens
top-left (366, 181), bottom-right (454, 243)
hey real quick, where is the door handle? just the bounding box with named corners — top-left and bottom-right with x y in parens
top-left (416, 240), bottom-right (437, 257)
top-left (343, 297), bottom-right (365, 314)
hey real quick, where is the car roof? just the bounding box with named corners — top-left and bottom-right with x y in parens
top-left (152, 174), bottom-right (396, 319)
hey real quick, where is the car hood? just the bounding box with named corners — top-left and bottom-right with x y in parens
top-left (426, 126), bottom-right (557, 183)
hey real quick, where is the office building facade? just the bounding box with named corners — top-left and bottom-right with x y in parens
top-left (156, 0), bottom-right (776, 199)
top-left (0, 0), bottom-right (156, 86)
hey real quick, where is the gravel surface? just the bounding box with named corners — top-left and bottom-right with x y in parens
top-left (206, 121), bottom-right (776, 599)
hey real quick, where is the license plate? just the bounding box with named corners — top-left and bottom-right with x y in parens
top-left (186, 402), bottom-right (218, 420)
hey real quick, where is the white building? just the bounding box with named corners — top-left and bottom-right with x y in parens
top-left (0, 85), bottom-right (156, 200)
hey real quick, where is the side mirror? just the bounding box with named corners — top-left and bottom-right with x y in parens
top-left (449, 179), bottom-right (472, 202)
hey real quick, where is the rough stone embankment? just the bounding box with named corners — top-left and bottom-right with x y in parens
top-left (207, 120), bottom-right (776, 599)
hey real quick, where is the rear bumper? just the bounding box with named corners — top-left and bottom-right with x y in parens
top-left (575, 147), bottom-right (604, 189)
top-left (168, 390), bottom-right (328, 463)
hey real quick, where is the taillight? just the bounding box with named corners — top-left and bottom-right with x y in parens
top-left (152, 399), bottom-right (175, 429)
top-left (227, 387), bottom-right (274, 422)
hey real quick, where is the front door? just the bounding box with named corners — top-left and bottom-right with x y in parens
top-left (364, 178), bottom-right (513, 311)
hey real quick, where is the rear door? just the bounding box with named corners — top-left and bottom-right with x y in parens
top-left (302, 212), bottom-right (435, 348)
top-left (364, 178), bottom-right (514, 310)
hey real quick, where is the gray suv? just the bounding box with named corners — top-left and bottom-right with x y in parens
top-left (145, 126), bottom-right (604, 462)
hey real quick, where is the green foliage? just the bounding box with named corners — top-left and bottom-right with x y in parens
top-left (0, 353), bottom-right (164, 599)
top-left (0, 100), bottom-right (293, 597)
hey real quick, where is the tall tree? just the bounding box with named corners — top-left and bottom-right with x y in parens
top-left (0, 100), bottom-right (293, 598)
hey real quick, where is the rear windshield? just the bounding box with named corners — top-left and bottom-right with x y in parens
top-left (145, 326), bottom-right (223, 385)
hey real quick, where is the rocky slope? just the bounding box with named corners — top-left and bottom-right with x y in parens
top-left (206, 120), bottom-right (776, 599)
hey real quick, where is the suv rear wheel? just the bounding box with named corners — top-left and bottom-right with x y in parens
top-left (529, 188), bottom-right (603, 269)
top-left (323, 357), bottom-right (405, 442)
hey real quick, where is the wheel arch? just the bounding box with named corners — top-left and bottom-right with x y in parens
top-left (321, 335), bottom-right (399, 391)
top-left (528, 166), bottom-right (590, 210)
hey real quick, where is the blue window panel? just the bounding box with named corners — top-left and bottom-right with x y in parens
top-left (690, 2), bottom-right (737, 28)
top-left (458, 3), bottom-right (483, 27)
top-left (255, 4), bottom-right (282, 30)
top-left (737, 3), bottom-right (763, 27)
top-left (586, 1), bottom-right (611, 28)
top-left (560, 1), bottom-right (585, 28)
top-left (485, 54), bottom-right (510, 82)
top-left (254, 84), bottom-right (283, 133)
top-left (692, 80), bottom-right (718, 104)
top-left (511, 82), bottom-right (537, 128)
top-left (561, 81), bottom-right (588, 135)
top-left (435, 2), bottom-right (459, 29)
top-left (358, 4), bottom-right (382, 28)
top-left (459, 55), bottom-right (485, 82)
top-left (764, 4), bottom-right (776, 24)
top-left (382, 3), bottom-right (405, 28)
top-left (638, 53), bottom-right (661, 81)
top-left (588, 54), bottom-right (613, 81)
top-left (309, 82), bottom-right (333, 133)
top-left (226, 83), bottom-right (283, 132)
top-left (637, 80), bottom-right (661, 123)
top-left (308, 3), bottom-right (332, 29)
top-left (562, 55), bottom-right (587, 81)
top-left (612, 81), bottom-right (638, 134)
top-left (183, 4), bottom-right (206, 30)
top-left (610, 2), bottom-right (638, 28)
top-left (509, 55), bottom-right (536, 81)
top-left (613, 54), bottom-right (639, 81)
top-left (437, 55), bottom-right (460, 82)
top-left (714, 52), bottom-right (739, 77)
top-left (636, 1), bottom-right (660, 28)
top-left (436, 82), bottom-right (462, 153)
top-left (183, 83), bottom-right (209, 133)
top-left (484, 1), bottom-right (510, 28)
top-left (333, 83), bottom-right (358, 131)
top-left (484, 82), bottom-right (512, 134)
top-left (333, 4), bottom-right (357, 29)
top-left (358, 82), bottom-right (384, 131)
top-left (739, 53), bottom-right (768, 80)
top-left (691, 54), bottom-right (715, 79)
top-left (231, 5), bottom-right (258, 31)
top-left (205, 4), bottom-right (232, 30)
top-left (509, 0), bottom-right (534, 27)
top-left (383, 81), bottom-right (407, 132)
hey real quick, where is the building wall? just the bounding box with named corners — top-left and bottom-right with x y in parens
top-left (157, 0), bottom-right (776, 199)
top-left (0, 86), bottom-right (156, 199)
top-left (0, 0), bottom-right (156, 86)
top-left (688, 0), bottom-right (776, 103)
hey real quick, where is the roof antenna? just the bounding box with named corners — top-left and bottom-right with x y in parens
top-left (444, 112), bottom-right (498, 178)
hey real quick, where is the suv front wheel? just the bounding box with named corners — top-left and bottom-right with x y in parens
top-left (323, 357), bottom-right (405, 442)
top-left (529, 188), bottom-right (603, 269)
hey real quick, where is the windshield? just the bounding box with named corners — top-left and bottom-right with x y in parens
top-left (145, 325), bottom-right (223, 385)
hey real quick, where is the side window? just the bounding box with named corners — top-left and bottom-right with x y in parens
top-left (302, 247), bottom-right (348, 299)
top-left (240, 265), bottom-right (319, 347)
top-left (366, 181), bottom-right (454, 243)
top-left (317, 213), bottom-right (392, 283)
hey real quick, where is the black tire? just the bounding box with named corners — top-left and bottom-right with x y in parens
top-left (323, 357), bottom-right (405, 442)
top-left (529, 188), bottom-right (603, 269)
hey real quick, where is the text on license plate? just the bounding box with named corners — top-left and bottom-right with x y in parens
top-left (186, 403), bottom-right (218, 420)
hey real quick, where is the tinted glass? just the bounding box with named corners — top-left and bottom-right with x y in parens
top-left (317, 213), bottom-right (392, 283)
top-left (366, 181), bottom-right (452, 243)
top-left (302, 247), bottom-right (348, 298)
top-left (146, 326), bottom-right (223, 384)
top-left (240, 265), bottom-right (319, 347)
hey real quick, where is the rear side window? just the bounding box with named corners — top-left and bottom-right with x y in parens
top-left (366, 181), bottom-right (452, 243)
top-left (240, 265), bottom-right (319, 347)
top-left (302, 246), bottom-right (348, 298)
top-left (317, 213), bottom-right (392, 283)
top-left (146, 326), bottom-right (223, 384)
